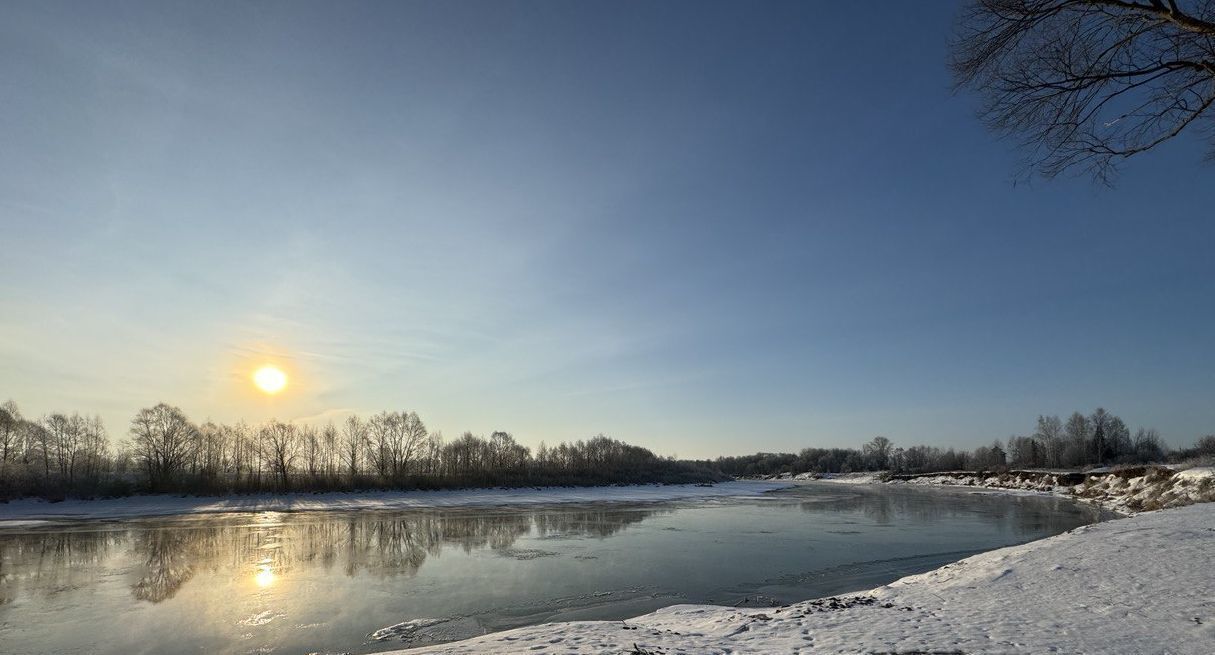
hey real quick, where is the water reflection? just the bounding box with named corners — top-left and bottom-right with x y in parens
top-left (254, 562), bottom-right (275, 588)
top-left (131, 529), bottom-right (199, 602)
top-left (0, 489), bottom-right (1107, 655)
top-left (0, 507), bottom-right (659, 607)
top-left (794, 483), bottom-right (1108, 532)
top-left (0, 529), bottom-right (124, 605)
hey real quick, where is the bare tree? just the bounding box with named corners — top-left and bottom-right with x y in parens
top-left (1196, 433), bottom-right (1215, 456)
top-left (226, 421), bottom-right (252, 484)
top-left (401, 412), bottom-right (428, 475)
top-left (44, 414), bottom-right (80, 483)
top-left (366, 412), bottom-right (394, 478)
top-left (302, 424), bottom-right (321, 480)
top-left (1033, 414), bottom-right (1065, 467)
top-left (322, 422), bottom-right (339, 479)
top-left (196, 421), bottom-right (226, 480)
top-left (341, 415), bottom-right (365, 480)
top-left (1090, 407), bottom-right (1111, 462)
top-left (422, 430), bottom-right (444, 476)
top-left (367, 411), bottom-right (428, 480)
top-left (259, 421), bottom-right (298, 489)
top-left (953, 0), bottom-right (1215, 182)
top-left (129, 404), bottom-right (197, 489)
top-left (77, 415), bottom-right (108, 483)
top-left (1064, 411), bottom-right (1091, 466)
top-left (488, 431), bottom-right (529, 473)
top-left (1133, 427), bottom-right (1166, 460)
top-left (0, 401), bottom-right (21, 475)
top-left (1106, 414), bottom-right (1132, 460)
top-left (862, 436), bottom-right (893, 469)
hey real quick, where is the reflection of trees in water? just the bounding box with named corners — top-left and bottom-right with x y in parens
top-left (0, 506), bottom-right (661, 605)
top-left (533, 508), bottom-right (654, 538)
top-left (798, 489), bottom-right (938, 525)
top-left (797, 485), bottom-right (1105, 534)
top-left (0, 530), bottom-right (124, 606)
top-left (130, 529), bottom-right (198, 602)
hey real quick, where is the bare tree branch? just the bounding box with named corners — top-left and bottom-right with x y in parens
top-left (953, 0), bottom-right (1215, 183)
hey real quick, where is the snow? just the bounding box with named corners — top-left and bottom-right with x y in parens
top-left (894, 471), bottom-right (1069, 499)
top-left (848, 467), bottom-right (1215, 514)
top-left (0, 481), bottom-right (789, 523)
top-left (386, 502), bottom-right (1215, 654)
top-left (1073, 467), bottom-right (1215, 513)
top-left (1177, 466), bottom-right (1214, 481)
top-left (0, 519), bottom-right (51, 528)
top-left (371, 618), bottom-right (453, 642)
top-left (797, 471), bottom-right (883, 484)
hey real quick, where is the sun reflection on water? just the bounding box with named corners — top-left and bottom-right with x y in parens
top-left (254, 561), bottom-right (275, 588)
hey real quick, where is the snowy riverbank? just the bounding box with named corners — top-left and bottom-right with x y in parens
top-left (392, 501), bottom-right (1215, 654)
top-left (885, 466), bottom-right (1215, 514)
top-left (0, 481), bottom-right (789, 523)
top-left (804, 465), bottom-right (1215, 515)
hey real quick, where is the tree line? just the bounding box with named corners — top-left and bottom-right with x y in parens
top-left (4, 401), bottom-right (1212, 499)
top-left (704, 408), bottom-right (1214, 478)
top-left (0, 400), bottom-right (721, 500)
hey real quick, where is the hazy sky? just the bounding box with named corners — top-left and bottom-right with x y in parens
top-left (3, 1), bottom-right (1213, 458)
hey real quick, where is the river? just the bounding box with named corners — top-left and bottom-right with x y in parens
top-left (0, 483), bottom-right (1109, 654)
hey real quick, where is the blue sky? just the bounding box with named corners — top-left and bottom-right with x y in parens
top-left (2, 1), bottom-right (1213, 458)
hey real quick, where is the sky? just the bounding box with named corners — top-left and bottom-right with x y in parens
top-left (2, 1), bottom-right (1214, 459)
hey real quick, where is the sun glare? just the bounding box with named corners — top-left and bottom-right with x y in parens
top-left (254, 563), bottom-right (276, 588)
top-left (253, 366), bottom-right (288, 394)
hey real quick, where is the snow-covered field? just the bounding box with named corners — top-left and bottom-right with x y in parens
top-left (0, 481), bottom-right (788, 523)
top-left (391, 501), bottom-right (1215, 654)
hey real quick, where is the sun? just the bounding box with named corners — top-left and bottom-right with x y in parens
top-left (252, 365), bottom-right (288, 394)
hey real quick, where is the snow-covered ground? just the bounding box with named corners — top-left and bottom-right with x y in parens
top-left (794, 471), bottom-right (883, 484)
top-left (889, 466), bottom-right (1215, 514)
top-left (0, 481), bottom-right (788, 523)
top-left (390, 501), bottom-right (1215, 654)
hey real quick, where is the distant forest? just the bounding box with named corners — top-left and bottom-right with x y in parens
top-left (1, 401), bottom-right (1212, 500)
top-left (704, 409), bottom-right (1215, 479)
top-left (0, 401), bottom-right (722, 500)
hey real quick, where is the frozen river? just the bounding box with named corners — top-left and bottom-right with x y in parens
top-left (0, 483), bottom-right (1109, 654)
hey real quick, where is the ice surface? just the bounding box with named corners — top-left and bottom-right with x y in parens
top-left (388, 502), bottom-right (1215, 654)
